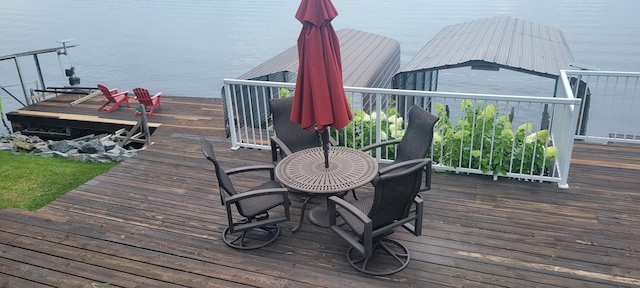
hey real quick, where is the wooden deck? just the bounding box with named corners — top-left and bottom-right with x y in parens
top-left (1, 94), bottom-right (640, 287)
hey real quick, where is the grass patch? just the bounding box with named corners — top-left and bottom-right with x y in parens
top-left (0, 151), bottom-right (117, 211)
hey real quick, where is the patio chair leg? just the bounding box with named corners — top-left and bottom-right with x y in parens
top-left (222, 224), bottom-right (281, 250)
top-left (346, 238), bottom-right (411, 276)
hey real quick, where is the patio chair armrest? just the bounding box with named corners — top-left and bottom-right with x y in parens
top-left (328, 196), bottom-right (371, 224)
top-left (414, 194), bottom-right (424, 205)
top-left (270, 136), bottom-right (294, 157)
top-left (112, 90), bottom-right (129, 97)
top-left (225, 187), bottom-right (289, 204)
top-left (225, 165), bottom-right (275, 176)
top-left (109, 88), bottom-right (119, 93)
top-left (359, 139), bottom-right (401, 153)
top-left (378, 158), bottom-right (432, 176)
top-left (328, 195), bottom-right (373, 255)
top-left (150, 92), bottom-right (162, 99)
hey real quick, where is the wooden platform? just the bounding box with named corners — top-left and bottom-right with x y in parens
top-left (5, 93), bottom-right (225, 139)
top-left (1, 94), bottom-right (640, 287)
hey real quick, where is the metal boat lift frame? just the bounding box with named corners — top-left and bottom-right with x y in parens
top-left (0, 41), bottom-right (77, 106)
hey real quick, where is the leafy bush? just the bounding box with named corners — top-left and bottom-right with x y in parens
top-left (333, 99), bottom-right (556, 176)
top-left (431, 100), bottom-right (556, 176)
top-left (332, 107), bottom-right (406, 159)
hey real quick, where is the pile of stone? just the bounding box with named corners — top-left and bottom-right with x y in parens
top-left (0, 132), bottom-right (141, 163)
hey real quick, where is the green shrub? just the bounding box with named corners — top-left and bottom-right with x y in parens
top-left (333, 99), bottom-right (556, 176)
top-left (431, 100), bottom-right (556, 176)
top-left (332, 106), bottom-right (405, 159)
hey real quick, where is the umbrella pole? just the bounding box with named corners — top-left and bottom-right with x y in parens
top-left (321, 129), bottom-right (330, 168)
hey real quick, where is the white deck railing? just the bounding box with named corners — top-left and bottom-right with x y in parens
top-left (223, 78), bottom-right (581, 188)
top-left (562, 70), bottom-right (640, 144)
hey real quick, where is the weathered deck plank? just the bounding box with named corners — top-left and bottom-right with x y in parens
top-left (1, 94), bottom-right (639, 287)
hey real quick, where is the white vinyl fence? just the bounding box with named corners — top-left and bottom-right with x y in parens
top-left (223, 77), bottom-right (581, 188)
top-left (562, 70), bottom-right (640, 144)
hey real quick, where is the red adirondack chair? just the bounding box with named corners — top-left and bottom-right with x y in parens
top-left (97, 84), bottom-right (130, 113)
top-left (133, 87), bottom-right (162, 116)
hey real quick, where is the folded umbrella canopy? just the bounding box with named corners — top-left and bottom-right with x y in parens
top-left (291, 0), bottom-right (353, 168)
top-left (290, 0), bottom-right (352, 133)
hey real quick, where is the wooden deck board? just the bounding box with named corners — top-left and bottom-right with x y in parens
top-left (1, 94), bottom-right (640, 287)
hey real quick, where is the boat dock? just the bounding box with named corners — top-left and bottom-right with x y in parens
top-left (1, 94), bottom-right (639, 287)
top-left (5, 93), bottom-right (226, 140)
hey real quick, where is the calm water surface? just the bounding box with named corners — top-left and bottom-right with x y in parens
top-left (1, 0), bottom-right (639, 133)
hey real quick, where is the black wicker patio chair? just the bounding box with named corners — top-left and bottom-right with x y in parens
top-left (269, 97), bottom-right (323, 165)
top-left (327, 158), bottom-right (429, 275)
top-left (201, 138), bottom-right (290, 250)
top-left (359, 104), bottom-right (438, 192)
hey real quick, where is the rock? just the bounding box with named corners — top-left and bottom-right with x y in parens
top-left (12, 140), bottom-right (34, 150)
top-left (0, 143), bottom-right (12, 151)
top-left (10, 133), bottom-right (29, 143)
top-left (79, 139), bottom-right (105, 154)
top-left (0, 132), bottom-right (141, 163)
top-left (37, 151), bottom-right (56, 158)
top-left (89, 154), bottom-right (113, 163)
top-left (50, 140), bottom-right (78, 153)
top-left (33, 142), bottom-right (50, 153)
top-left (68, 153), bottom-right (89, 162)
top-left (52, 151), bottom-right (68, 158)
top-left (102, 140), bottom-right (116, 151)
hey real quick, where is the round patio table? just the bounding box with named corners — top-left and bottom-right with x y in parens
top-left (275, 146), bottom-right (378, 232)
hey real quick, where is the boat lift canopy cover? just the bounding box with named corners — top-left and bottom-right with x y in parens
top-left (397, 15), bottom-right (575, 80)
top-left (222, 28), bottom-right (400, 135)
top-left (238, 28), bottom-right (401, 89)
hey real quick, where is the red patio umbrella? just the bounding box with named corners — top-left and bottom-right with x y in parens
top-left (290, 0), bottom-right (353, 167)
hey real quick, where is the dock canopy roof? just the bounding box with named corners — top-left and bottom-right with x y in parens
top-left (238, 28), bottom-right (400, 89)
top-left (222, 28), bottom-right (400, 132)
top-left (397, 15), bottom-right (574, 79)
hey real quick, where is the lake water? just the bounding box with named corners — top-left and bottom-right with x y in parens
top-left (1, 0), bottom-right (639, 134)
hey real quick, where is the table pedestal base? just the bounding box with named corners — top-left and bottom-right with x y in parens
top-left (308, 205), bottom-right (344, 227)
